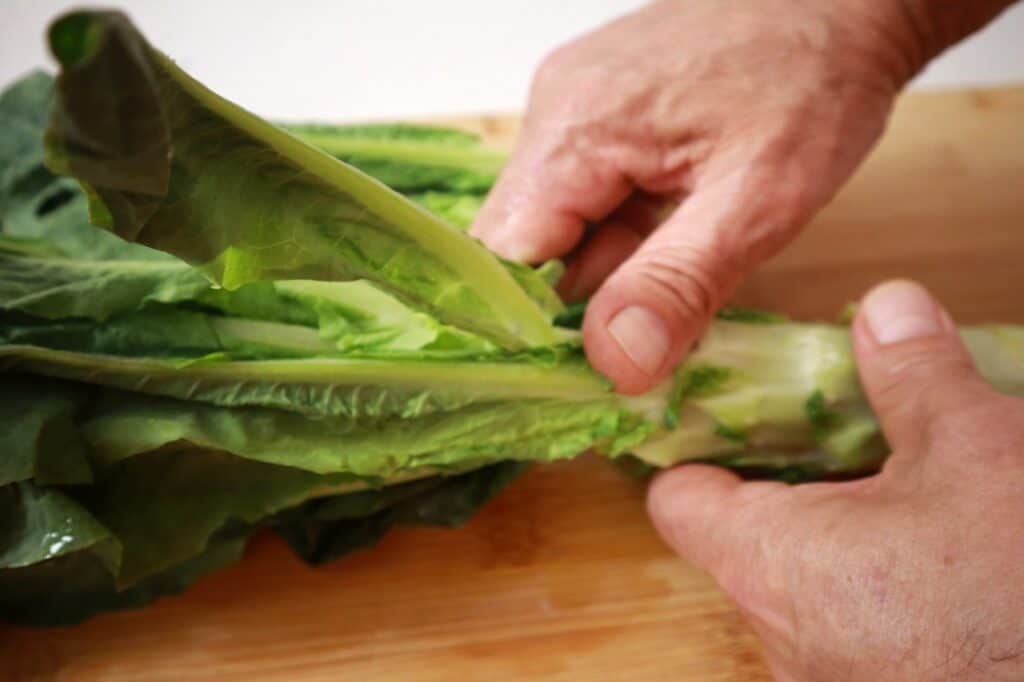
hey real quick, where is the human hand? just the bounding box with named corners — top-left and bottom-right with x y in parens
top-left (647, 280), bottom-right (1024, 681)
top-left (471, 0), bottom-right (921, 392)
top-left (471, 0), bottom-right (1014, 394)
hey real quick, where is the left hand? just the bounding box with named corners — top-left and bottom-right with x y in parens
top-left (471, 0), bottom-right (913, 394)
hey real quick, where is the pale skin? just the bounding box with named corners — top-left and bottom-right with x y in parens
top-left (470, 1), bottom-right (1023, 679)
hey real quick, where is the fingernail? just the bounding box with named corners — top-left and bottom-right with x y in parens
top-left (862, 281), bottom-right (943, 345)
top-left (608, 306), bottom-right (671, 375)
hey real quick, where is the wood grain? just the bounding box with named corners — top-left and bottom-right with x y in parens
top-left (3, 85), bottom-right (1023, 681)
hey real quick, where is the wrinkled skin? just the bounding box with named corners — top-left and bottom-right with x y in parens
top-left (471, 1), bottom-right (1022, 680)
top-left (471, 0), bottom-right (1009, 395)
top-left (649, 281), bottom-right (1024, 681)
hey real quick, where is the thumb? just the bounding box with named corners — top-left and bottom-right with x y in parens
top-left (582, 168), bottom-right (807, 394)
top-left (853, 280), bottom-right (993, 452)
top-left (469, 129), bottom-right (631, 263)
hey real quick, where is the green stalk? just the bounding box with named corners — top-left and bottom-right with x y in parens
top-left (0, 344), bottom-right (613, 417)
top-left (634, 321), bottom-right (1024, 473)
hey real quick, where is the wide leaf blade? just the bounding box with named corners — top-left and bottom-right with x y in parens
top-left (44, 10), bottom-right (560, 350)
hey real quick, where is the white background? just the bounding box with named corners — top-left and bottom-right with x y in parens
top-left (2, 0), bottom-right (1023, 122)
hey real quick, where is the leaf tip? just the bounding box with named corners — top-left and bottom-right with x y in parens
top-left (48, 11), bottom-right (107, 68)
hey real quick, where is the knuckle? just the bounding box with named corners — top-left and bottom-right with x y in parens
top-left (869, 342), bottom-right (1015, 456)
top-left (868, 363), bottom-right (938, 443)
top-left (699, 160), bottom-right (820, 269)
top-left (750, 149), bottom-right (821, 223)
top-left (871, 357), bottom-right (931, 407)
top-left (626, 243), bottom-right (724, 325)
top-left (771, 169), bottom-right (819, 223)
top-left (741, 170), bottom-right (818, 262)
top-left (879, 346), bottom-right (973, 400)
top-left (534, 44), bottom-right (575, 87)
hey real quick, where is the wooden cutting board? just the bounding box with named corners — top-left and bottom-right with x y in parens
top-left (4, 85), bottom-right (1023, 682)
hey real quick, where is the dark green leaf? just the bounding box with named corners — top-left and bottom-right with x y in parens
top-left (45, 10), bottom-right (559, 350)
top-left (0, 376), bottom-right (92, 486)
top-left (274, 461), bottom-right (526, 564)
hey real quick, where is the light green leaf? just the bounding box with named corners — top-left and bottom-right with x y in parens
top-left (45, 10), bottom-right (560, 349)
top-left (409, 191), bottom-right (486, 229)
top-left (0, 343), bottom-right (609, 418)
top-left (281, 122), bottom-right (505, 194)
top-left (80, 390), bottom-right (643, 478)
top-left (0, 251), bottom-right (208, 321)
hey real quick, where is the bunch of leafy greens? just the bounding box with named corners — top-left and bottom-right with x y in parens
top-left (2, 10), bottom-right (1023, 626)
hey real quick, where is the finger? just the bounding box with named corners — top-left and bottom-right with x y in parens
top-left (557, 194), bottom-right (672, 302)
top-left (647, 464), bottom-right (793, 579)
top-left (557, 223), bottom-right (642, 302)
top-left (852, 279), bottom-right (994, 453)
top-left (646, 464), bottom-right (746, 574)
top-left (469, 129), bottom-right (632, 263)
top-left (583, 167), bottom-right (806, 394)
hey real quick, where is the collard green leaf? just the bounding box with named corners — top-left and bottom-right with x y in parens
top-left (262, 280), bottom-right (496, 354)
top-left (0, 251), bottom-right (209, 321)
top-left (44, 10), bottom-right (560, 350)
top-left (0, 344), bottom-right (609, 419)
top-left (0, 70), bottom-right (54, 211)
top-left (281, 123), bottom-right (505, 194)
top-left (0, 70), bottom-right (171, 262)
top-left (76, 446), bottom-right (355, 586)
top-left (0, 525), bottom-right (246, 626)
top-left (0, 308), bottom-right (336, 360)
top-left (1, 70), bottom-right (554, 354)
top-left (1, 461), bottom-right (523, 626)
top-left (0, 234), bottom-right (66, 259)
top-left (0, 376), bottom-right (92, 486)
top-left (266, 128), bottom-right (565, 317)
top-left (1, 251), bottom-right (495, 357)
top-left (78, 389), bottom-right (642, 478)
top-left (4, 10), bottom-right (1021, 630)
top-left (0, 481), bottom-right (116, 569)
top-left (274, 461), bottom-right (526, 564)
top-left (409, 191), bottom-right (486, 229)
top-left (1, 175), bottom-right (171, 262)
top-left (0, 447), bottom-right (524, 624)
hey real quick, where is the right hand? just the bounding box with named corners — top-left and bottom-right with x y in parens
top-left (648, 281), bottom-right (1024, 681)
